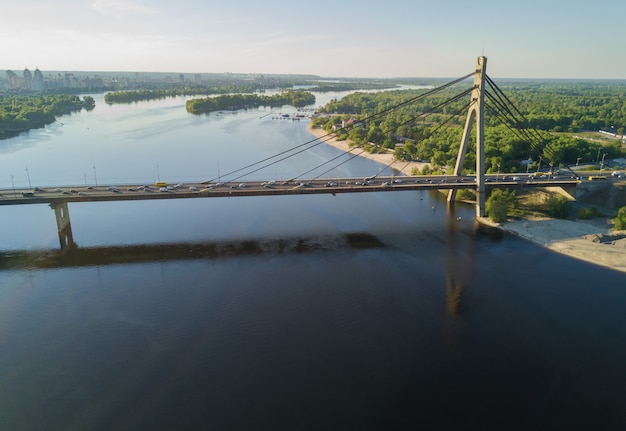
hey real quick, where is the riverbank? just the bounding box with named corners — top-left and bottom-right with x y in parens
top-left (480, 216), bottom-right (626, 273)
top-left (307, 124), bottom-right (626, 274)
top-left (307, 124), bottom-right (428, 176)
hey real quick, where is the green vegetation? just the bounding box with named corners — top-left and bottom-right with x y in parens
top-left (312, 80), bottom-right (626, 173)
top-left (486, 189), bottom-right (517, 222)
top-left (614, 206), bottom-right (626, 230)
top-left (309, 82), bottom-right (398, 92)
top-left (578, 206), bottom-right (600, 220)
top-left (0, 94), bottom-right (95, 139)
top-left (104, 81), bottom-right (396, 105)
top-left (455, 188), bottom-right (476, 201)
top-left (104, 85), bottom-right (260, 104)
top-left (186, 91), bottom-right (315, 114)
top-left (544, 195), bottom-right (572, 218)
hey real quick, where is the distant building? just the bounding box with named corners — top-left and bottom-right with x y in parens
top-left (6, 70), bottom-right (20, 90)
top-left (32, 68), bottom-right (44, 91)
top-left (599, 126), bottom-right (625, 142)
top-left (23, 68), bottom-right (32, 90)
top-left (599, 126), bottom-right (619, 136)
top-left (342, 118), bottom-right (363, 128)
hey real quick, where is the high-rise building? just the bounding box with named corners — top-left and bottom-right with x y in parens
top-left (6, 70), bottom-right (20, 90)
top-left (32, 68), bottom-right (44, 91)
top-left (23, 68), bottom-right (33, 90)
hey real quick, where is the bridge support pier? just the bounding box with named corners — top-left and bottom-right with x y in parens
top-left (50, 201), bottom-right (75, 251)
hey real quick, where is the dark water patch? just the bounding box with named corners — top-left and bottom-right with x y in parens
top-left (345, 232), bottom-right (385, 248)
top-left (0, 232), bottom-right (385, 269)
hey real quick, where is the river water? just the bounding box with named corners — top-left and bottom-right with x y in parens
top-left (1, 93), bottom-right (625, 430)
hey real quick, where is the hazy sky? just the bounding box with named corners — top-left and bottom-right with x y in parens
top-left (2, 0), bottom-right (625, 79)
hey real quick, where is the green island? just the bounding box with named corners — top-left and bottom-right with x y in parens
top-left (103, 84), bottom-right (260, 104)
top-left (0, 94), bottom-right (95, 139)
top-left (103, 81), bottom-right (396, 105)
top-left (185, 90), bottom-right (316, 114)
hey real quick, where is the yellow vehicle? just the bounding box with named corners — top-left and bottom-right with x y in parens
top-left (155, 181), bottom-right (167, 187)
top-left (588, 176), bottom-right (607, 181)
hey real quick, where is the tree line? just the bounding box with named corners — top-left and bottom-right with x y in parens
top-left (104, 84), bottom-right (260, 104)
top-left (104, 82), bottom-right (397, 105)
top-left (0, 95), bottom-right (95, 139)
top-left (311, 80), bottom-right (626, 174)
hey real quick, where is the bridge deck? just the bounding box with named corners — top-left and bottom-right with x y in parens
top-left (0, 175), bottom-right (580, 206)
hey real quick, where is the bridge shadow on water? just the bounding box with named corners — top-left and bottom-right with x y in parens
top-left (0, 232), bottom-right (386, 270)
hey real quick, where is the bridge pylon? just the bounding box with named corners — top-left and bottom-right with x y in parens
top-left (447, 56), bottom-right (487, 217)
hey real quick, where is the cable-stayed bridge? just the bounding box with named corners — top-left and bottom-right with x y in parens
top-left (0, 57), bottom-right (582, 250)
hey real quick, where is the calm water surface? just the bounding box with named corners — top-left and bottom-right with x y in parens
top-left (1, 94), bottom-right (626, 430)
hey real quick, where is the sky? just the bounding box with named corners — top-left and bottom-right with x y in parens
top-left (2, 0), bottom-right (625, 79)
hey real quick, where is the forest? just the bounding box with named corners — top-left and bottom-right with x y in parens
top-left (0, 95), bottom-right (95, 139)
top-left (186, 91), bottom-right (316, 114)
top-left (311, 80), bottom-right (626, 174)
top-left (104, 82), bottom-right (396, 105)
top-left (103, 84), bottom-right (260, 104)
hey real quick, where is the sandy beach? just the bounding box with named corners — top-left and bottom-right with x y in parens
top-left (307, 124), bottom-right (626, 274)
top-left (307, 124), bottom-right (427, 176)
top-left (486, 216), bottom-right (626, 273)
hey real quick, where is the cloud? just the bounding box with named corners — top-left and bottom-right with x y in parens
top-left (92, 0), bottom-right (154, 18)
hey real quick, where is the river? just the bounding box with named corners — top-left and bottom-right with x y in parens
top-left (1, 93), bottom-right (625, 430)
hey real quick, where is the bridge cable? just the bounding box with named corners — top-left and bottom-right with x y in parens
top-left (484, 93), bottom-right (539, 145)
top-left (202, 72), bottom-right (476, 183)
top-left (485, 75), bottom-right (548, 153)
top-left (484, 89), bottom-right (544, 150)
top-left (383, 97), bottom-right (475, 176)
top-left (297, 87), bottom-right (476, 181)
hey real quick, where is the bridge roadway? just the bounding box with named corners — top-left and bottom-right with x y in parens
top-left (0, 175), bottom-right (580, 206)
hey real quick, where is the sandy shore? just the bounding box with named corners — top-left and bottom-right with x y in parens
top-left (307, 124), bottom-right (428, 176)
top-left (480, 216), bottom-right (626, 273)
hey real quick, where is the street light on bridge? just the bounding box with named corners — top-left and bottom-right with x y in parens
top-left (25, 166), bottom-right (32, 189)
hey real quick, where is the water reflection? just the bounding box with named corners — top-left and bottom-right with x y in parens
top-left (444, 202), bottom-right (474, 315)
top-left (0, 232), bottom-right (385, 270)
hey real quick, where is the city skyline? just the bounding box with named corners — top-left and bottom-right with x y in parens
top-left (2, 0), bottom-right (625, 80)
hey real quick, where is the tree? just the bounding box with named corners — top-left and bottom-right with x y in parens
top-left (486, 189), bottom-right (509, 223)
top-left (545, 195), bottom-right (571, 218)
top-left (83, 96), bottom-right (95, 110)
top-left (613, 206), bottom-right (626, 230)
top-left (347, 127), bottom-right (367, 146)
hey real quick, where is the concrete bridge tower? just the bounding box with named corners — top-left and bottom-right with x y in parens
top-left (448, 56), bottom-right (487, 217)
